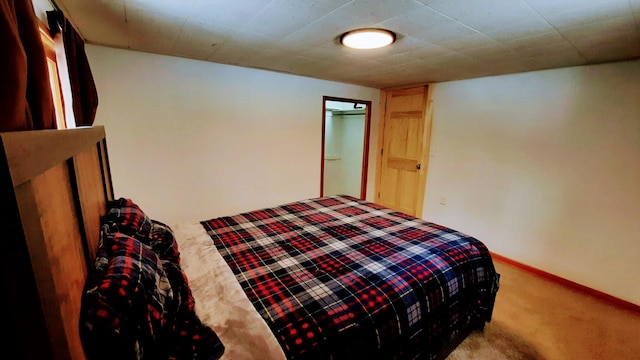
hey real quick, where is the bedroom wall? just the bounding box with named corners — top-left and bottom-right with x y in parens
top-left (341, 114), bottom-right (365, 197)
top-left (86, 45), bottom-right (380, 223)
top-left (323, 110), bottom-right (344, 196)
top-left (323, 112), bottom-right (366, 198)
top-left (422, 59), bottom-right (640, 306)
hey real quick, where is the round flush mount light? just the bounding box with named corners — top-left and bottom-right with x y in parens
top-left (340, 28), bottom-right (396, 49)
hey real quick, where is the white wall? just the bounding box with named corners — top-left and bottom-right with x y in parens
top-left (323, 112), bottom-right (365, 198)
top-left (323, 111), bottom-right (344, 196)
top-left (341, 115), bottom-right (365, 197)
top-left (86, 45), bottom-right (380, 223)
top-left (423, 59), bottom-right (640, 305)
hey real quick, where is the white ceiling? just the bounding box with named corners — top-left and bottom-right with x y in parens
top-left (54, 0), bottom-right (640, 89)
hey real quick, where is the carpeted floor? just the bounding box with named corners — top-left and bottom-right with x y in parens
top-left (445, 259), bottom-right (640, 360)
top-left (447, 321), bottom-right (542, 360)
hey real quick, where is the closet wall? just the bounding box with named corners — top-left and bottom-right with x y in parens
top-left (323, 109), bottom-right (365, 198)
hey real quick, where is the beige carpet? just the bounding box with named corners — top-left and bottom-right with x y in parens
top-left (447, 321), bottom-right (542, 360)
top-left (445, 259), bottom-right (640, 360)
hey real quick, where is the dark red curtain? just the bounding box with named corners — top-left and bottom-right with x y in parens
top-left (0, 0), bottom-right (55, 132)
top-left (62, 17), bottom-right (98, 127)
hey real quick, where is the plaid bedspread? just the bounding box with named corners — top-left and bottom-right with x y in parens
top-left (201, 195), bottom-right (499, 360)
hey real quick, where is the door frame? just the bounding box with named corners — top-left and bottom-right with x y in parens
top-left (321, 96), bottom-right (372, 200)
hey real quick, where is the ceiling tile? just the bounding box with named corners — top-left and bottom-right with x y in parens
top-left (501, 31), bottom-right (566, 51)
top-left (189, 0), bottom-right (272, 29)
top-left (558, 15), bottom-right (637, 41)
top-left (378, 5), bottom-right (469, 38)
top-left (300, 43), bottom-right (345, 61)
top-left (418, 52), bottom-right (474, 67)
top-left (433, 33), bottom-right (500, 52)
top-left (239, 0), bottom-right (351, 39)
top-left (579, 41), bottom-right (640, 63)
top-left (281, 10), bottom-right (369, 51)
top-left (468, 57), bottom-right (541, 76)
top-left (542, 0), bottom-right (632, 29)
top-left (258, 55), bottom-right (320, 75)
top-left (373, 52), bottom-right (421, 66)
top-left (520, 52), bottom-right (589, 71)
top-left (482, 18), bottom-right (555, 42)
top-left (57, 0), bottom-right (128, 47)
top-left (171, 20), bottom-right (233, 59)
top-left (524, 0), bottom-right (626, 16)
top-left (456, 43), bottom-right (519, 61)
top-left (424, 0), bottom-right (543, 32)
top-left (206, 40), bottom-right (262, 65)
top-left (128, 0), bottom-right (197, 19)
top-left (223, 29), bottom-right (280, 53)
top-left (55, 0), bottom-right (640, 88)
top-left (343, 0), bottom-right (426, 23)
top-left (402, 38), bottom-right (455, 58)
top-left (342, 46), bottom-right (398, 62)
top-left (126, 6), bottom-right (186, 54)
top-left (570, 28), bottom-right (640, 62)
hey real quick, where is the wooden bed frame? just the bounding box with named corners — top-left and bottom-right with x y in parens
top-left (1, 126), bottom-right (112, 360)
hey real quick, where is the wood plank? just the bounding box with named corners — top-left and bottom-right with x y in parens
top-left (389, 110), bottom-right (423, 118)
top-left (99, 138), bottom-right (114, 200)
top-left (0, 126), bottom-right (106, 186)
top-left (390, 87), bottom-right (424, 97)
top-left (30, 163), bottom-right (87, 360)
top-left (73, 145), bottom-right (108, 264)
top-left (8, 182), bottom-right (55, 359)
top-left (387, 157), bottom-right (418, 171)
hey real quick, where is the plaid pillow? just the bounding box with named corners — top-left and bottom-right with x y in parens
top-left (83, 211), bottom-right (225, 359)
top-left (148, 220), bottom-right (180, 265)
top-left (81, 228), bottom-right (172, 360)
top-left (104, 198), bottom-right (180, 264)
top-left (104, 198), bottom-right (153, 240)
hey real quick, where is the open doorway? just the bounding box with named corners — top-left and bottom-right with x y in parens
top-left (321, 96), bottom-right (371, 200)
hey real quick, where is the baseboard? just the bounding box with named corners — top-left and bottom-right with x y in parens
top-left (490, 252), bottom-right (640, 315)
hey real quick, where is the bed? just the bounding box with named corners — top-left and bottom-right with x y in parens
top-left (1, 126), bottom-right (500, 360)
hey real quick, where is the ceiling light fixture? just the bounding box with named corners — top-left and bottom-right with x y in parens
top-left (340, 28), bottom-right (396, 49)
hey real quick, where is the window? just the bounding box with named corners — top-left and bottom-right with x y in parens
top-left (38, 21), bottom-right (68, 129)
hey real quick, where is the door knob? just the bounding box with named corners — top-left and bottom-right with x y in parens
top-left (416, 163), bottom-right (421, 170)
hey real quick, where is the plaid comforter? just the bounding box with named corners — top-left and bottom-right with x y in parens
top-left (201, 195), bottom-right (499, 360)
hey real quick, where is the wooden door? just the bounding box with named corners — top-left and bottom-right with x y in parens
top-left (375, 85), bottom-right (433, 217)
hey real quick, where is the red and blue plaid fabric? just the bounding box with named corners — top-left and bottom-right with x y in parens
top-left (82, 199), bottom-right (225, 360)
top-left (104, 198), bottom-right (154, 239)
top-left (105, 198), bottom-right (181, 264)
top-left (81, 228), bottom-right (172, 359)
top-left (201, 195), bottom-right (500, 360)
